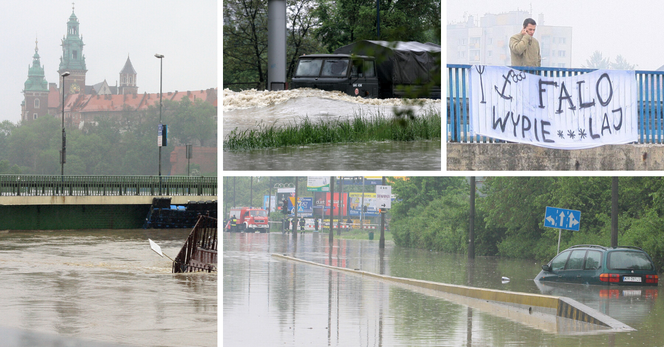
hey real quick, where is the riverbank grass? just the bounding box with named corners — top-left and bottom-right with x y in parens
top-left (224, 108), bottom-right (441, 151)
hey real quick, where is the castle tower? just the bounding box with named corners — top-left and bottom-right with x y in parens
top-left (22, 39), bottom-right (49, 122)
top-left (58, 4), bottom-right (87, 97)
top-left (119, 55), bottom-right (138, 94)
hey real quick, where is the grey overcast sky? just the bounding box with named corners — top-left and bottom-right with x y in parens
top-left (447, 0), bottom-right (664, 71)
top-left (2, 0), bottom-right (217, 123)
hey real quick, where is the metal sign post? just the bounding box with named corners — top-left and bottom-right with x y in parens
top-left (543, 206), bottom-right (581, 254)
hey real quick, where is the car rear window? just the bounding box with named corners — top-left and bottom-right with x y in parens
top-left (607, 251), bottom-right (654, 270)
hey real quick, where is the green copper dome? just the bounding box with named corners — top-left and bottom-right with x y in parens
top-left (59, 7), bottom-right (87, 72)
top-left (24, 40), bottom-right (48, 92)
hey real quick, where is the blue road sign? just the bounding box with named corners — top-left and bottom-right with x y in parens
top-left (544, 206), bottom-right (581, 231)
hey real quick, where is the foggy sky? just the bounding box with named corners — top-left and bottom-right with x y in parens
top-left (447, 0), bottom-right (664, 71)
top-left (2, 0), bottom-right (217, 123)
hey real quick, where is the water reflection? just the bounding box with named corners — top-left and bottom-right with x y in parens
top-left (535, 281), bottom-right (659, 325)
top-left (223, 233), bottom-right (663, 346)
top-left (223, 140), bottom-right (441, 171)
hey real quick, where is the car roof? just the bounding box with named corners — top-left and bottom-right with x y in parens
top-left (563, 244), bottom-right (646, 252)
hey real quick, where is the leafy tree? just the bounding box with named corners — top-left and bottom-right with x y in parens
top-left (163, 97), bottom-right (217, 147)
top-left (223, 0), bottom-right (268, 90)
top-left (316, 0), bottom-right (441, 53)
top-left (390, 177), bottom-right (467, 219)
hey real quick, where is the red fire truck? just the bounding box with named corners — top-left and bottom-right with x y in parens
top-left (229, 207), bottom-right (269, 233)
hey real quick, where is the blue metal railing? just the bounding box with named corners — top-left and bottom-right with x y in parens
top-left (447, 64), bottom-right (664, 144)
top-left (0, 175), bottom-right (217, 197)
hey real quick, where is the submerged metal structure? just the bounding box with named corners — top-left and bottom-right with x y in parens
top-left (172, 214), bottom-right (217, 273)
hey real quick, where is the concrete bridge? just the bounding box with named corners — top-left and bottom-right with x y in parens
top-left (0, 175), bottom-right (217, 230)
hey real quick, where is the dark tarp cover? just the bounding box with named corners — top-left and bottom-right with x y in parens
top-left (333, 41), bottom-right (441, 86)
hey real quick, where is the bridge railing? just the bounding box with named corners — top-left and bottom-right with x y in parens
top-left (0, 175), bottom-right (217, 197)
top-left (448, 64), bottom-right (664, 144)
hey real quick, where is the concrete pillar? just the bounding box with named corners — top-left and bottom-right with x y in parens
top-left (268, 0), bottom-right (287, 91)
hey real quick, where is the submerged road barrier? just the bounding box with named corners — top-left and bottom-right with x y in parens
top-left (272, 254), bottom-right (634, 335)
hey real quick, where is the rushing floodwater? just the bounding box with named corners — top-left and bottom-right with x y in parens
top-left (0, 229), bottom-right (216, 347)
top-left (222, 89), bottom-right (442, 171)
top-left (224, 232), bottom-right (663, 346)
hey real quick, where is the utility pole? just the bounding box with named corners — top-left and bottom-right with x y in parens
top-left (293, 176), bottom-right (299, 238)
top-left (611, 177), bottom-right (618, 248)
top-left (338, 177), bottom-right (344, 235)
top-left (360, 177), bottom-right (365, 230)
top-left (469, 177), bottom-right (476, 259)
top-left (379, 176), bottom-right (386, 249)
top-left (268, 177), bottom-right (273, 218)
top-left (329, 176), bottom-right (335, 245)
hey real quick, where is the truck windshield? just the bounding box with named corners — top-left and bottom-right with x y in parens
top-left (295, 59), bottom-right (323, 77)
top-left (321, 59), bottom-right (349, 77)
top-left (250, 210), bottom-right (267, 217)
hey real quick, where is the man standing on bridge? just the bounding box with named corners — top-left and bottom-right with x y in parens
top-left (509, 18), bottom-right (541, 67)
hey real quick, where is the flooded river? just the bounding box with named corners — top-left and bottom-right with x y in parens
top-left (222, 89), bottom-right (441, 171)
top-left (223, 139), bottom-right (441, 171)
top-left (0, 229), bottom-right (216, 347)
top-left (224, 232), bottom-right (662, 346)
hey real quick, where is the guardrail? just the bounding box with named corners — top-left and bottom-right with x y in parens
top-left (448, 64), bottom-right (664, 144)
top-left (0, 175), bottom-right (217, 197)
top-left (173, 214), bottom-right (217, 273)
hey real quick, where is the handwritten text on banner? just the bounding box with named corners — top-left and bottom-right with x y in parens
top-left (469, 66), bottom-right (637, 149)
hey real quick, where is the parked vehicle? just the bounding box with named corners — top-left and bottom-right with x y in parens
top-left (291, 40), bottom-right (440, 99)
top-left (535, 245), bottom-right (659, 286)
top-left (228, 207), bottom-right (269, 233)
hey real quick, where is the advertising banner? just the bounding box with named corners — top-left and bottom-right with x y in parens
top-left (307, 177), bottom-right (330, 191)
top-left (348, 193), bottom-right (379, 216)
top-left (314, 192), bottom-right (348, 216)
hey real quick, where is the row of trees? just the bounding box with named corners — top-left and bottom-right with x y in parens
top-left (390, 177), bottom-right (664, 271)
top-left (223, 0), bottom-right (441, 90)
top-left (0, 97), bottom-right (217, 175)
top-left (584, 51), bottom-right (636, 70)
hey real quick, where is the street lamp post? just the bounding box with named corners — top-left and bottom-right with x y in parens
top-left (155, 54), bottom-right (164, 195)
top-left (60, 71), bottom-right (70, 180)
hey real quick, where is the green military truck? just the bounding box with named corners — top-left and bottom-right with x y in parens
top-left (291, 40), bottom-right (440, 99)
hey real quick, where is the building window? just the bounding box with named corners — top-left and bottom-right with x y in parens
top-left (34, 99), bottom-right (40, 108)
top-left (33, 113), bottom-right (38, 120)
top-left (559, 51), bottom-right (566, 57)
top-left (73, 50), bottom-right (78, 60)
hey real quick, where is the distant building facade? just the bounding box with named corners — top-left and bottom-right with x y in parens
top-left (21, 6), bottom-right (217, 127)
top-left (448, 10), bottom-right (572, 68)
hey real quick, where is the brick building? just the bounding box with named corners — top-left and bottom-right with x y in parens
top-left (21, 5), bottom-right (217, 128)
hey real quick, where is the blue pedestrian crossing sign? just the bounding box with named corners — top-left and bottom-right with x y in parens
top-left (544, 206), bottom-right (581, 231)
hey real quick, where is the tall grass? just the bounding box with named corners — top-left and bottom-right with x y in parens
top-left (224, 108), bottom-right (441, 151)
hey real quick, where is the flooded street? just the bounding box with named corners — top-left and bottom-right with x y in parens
top-left (0, 229), bottom-right (216, 347)
top-left (224, 232), bottom-right (663, 346)
top-left (223, 139), bottom-right (441, 171)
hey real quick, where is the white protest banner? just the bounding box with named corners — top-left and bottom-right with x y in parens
top-left (469, 66), bottom-right (637, 149)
